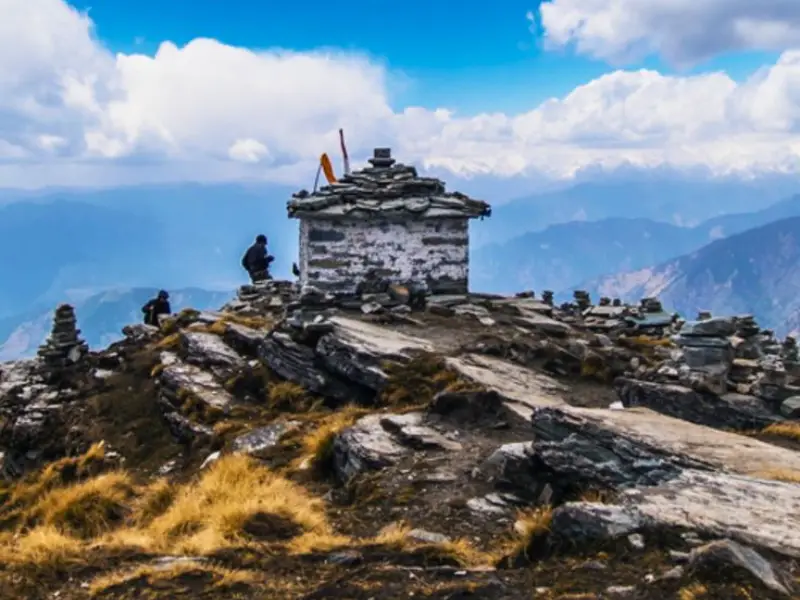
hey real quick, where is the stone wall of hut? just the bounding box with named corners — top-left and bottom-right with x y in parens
top-left (298, 217), bottom-right (469, 294)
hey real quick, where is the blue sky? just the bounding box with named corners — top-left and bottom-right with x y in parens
top-left (70, 0), bottom-right (779, 116)
top-left (4, 0), bottom-right (800, 189)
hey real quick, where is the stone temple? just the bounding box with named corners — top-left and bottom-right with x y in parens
top-left (287, 148), bottom-right (491, 296)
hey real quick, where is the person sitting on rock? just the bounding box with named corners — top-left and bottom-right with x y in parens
top-left (142, 290), bottom-right (171, 327)
top-left (242, 234), bottom-right (275, 283)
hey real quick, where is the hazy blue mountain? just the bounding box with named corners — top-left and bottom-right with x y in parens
top-left (0, 183), bottom-right (295, 315)
top-left (2, 178), bottom-right (799, 317)
top-left (583, 217), bottom-right (800, 336)
top-left (471, 194), bottom-right (800, 296)
top-left (471, 179), bottom-right (799, 248)
top-left (0, 287), bottom-right (232, 361)
top-left (470, 218), bottom-right (704, 295)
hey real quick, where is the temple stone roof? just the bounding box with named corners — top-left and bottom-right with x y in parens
top-left (287, 148), bottom-right (492, 220)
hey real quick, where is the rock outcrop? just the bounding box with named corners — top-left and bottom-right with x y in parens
top-left (2, 287), bottom-right (800, 599)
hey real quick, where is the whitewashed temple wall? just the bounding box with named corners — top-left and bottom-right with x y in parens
top-left (297, 217), bottom-right (470, 294)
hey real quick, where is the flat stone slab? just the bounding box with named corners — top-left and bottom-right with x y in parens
top-left (180, 331), bottom-right (245, 369)
top-left (446, 354), bottom-right (566, 418)
top-left (160, 361), bottom-right (233, 412)
top-left (511, 313), bottom-right (572, 337)
top-left (328, 317), bottom-right (434, 356)
top-left (551, 404), bottom-right (800, 478)
top-left (621, 469), bottom-right (800, 558)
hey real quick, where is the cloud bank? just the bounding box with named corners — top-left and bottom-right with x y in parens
top-left (538, 0), bottom-right (800, 65)
top-left (5, 0), bottom-right (800, 187)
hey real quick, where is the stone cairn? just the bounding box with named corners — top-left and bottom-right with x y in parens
top-left (37, 304), bottom-right (89, 370)
top-left (573, 290), bottom-right (591, 311)
top-left (672, 316), bottom-right (736, 395)
top-left (640, 297), bottom-right (663, 313)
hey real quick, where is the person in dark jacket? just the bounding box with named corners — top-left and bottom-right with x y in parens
top-left (142, 290), bottom-right (171, 327)
top-left (242, 234), bottom-right (275, 283)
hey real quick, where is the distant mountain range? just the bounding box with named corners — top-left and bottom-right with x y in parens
top-left (471, 194), bottom-right (800, 295)
top-left (1, 177), bottom-right (797, 317)
top-left (469, 178), bottom-right (799, 248)
top-left (1, 176), bottom-right (800, 347)
top-left (584, 217), bottom-right (800, 336)
top-left (0, 183), bottom-right (295, 316)
top-left (0, 287), bottom-right (232, 361)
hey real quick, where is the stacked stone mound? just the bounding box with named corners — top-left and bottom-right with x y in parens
top-left (223, 280), bottom-right (297, 315)
top-left (37, 304), bottom-right (88, 370)
top-left (287, 148), bottom-right (491, 219)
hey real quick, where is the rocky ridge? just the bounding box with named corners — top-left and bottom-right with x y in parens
top-left (0, 281), bottom-right (799, 598)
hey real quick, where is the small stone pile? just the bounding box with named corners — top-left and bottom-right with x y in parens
top-left (640, 297), bottom-right (663, 313)
top-left (37, 304), bottom-right (88, 370)
top-left (573, 290), bottom-right (591, 311)
top-left (223, 280), bottom-right (297, 315)
top-left (672, 317), bottom-right (736, 394)
top-left (783, 336), bottom-right (799, 363)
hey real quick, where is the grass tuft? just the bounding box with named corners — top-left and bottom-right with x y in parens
top-left (753, 468), bottom-right (800, 483)
top-left (267, 381), bottom-right (309, 411)
top-left (380, 352), bottom-right (471, 408)
top-left (678, 583), bottom-right (708, 600)
top-left (88, 562), bottom-right (258, 597)
top-left (28, 471), bottom-right (135, 539)
top-left (291, 406), bottom-right (368, 476)
top-left (156, 333), bottom-right (181, 349)
top-left (761, 421), bottom-right (800, 441)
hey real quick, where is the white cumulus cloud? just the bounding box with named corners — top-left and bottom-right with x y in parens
top-left (537, 0), bottom-right (800, 66)
top-left (6, 0), bottom-right (800, 187)
top-left (228, 138), bottom-right (269, 163)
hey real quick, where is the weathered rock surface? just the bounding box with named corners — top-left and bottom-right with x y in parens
top-left (616, 378), bottom-right (781, 430)
top-left (180, 331), bottom-right (245, 371)
top-left (159, 354), bottom-right (234, 413)
top-left (687, 539), bottom-right (793, 595)
top-left (333, 412), bottom-right (462, 482)
top-left (527, 405), bottom-right (800, 478)
top-left (230, 421), bottom-right (300, 456)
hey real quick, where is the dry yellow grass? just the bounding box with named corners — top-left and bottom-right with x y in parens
top-left (513, 506), bottom-right (552, 545)
top-left (380, 352), bottom-right (468, 407)
top-left (7, 442), bottom-right (109, 509)
top-left (578, 489), bottom-right (614, 503)
top-left (267, 381), bottom-right (308, 410)
top-left (291, 406), bottom-right (368, 474)
top-left (491, 505), bottom-right (554, 566)
top-left (155, 333), bottom-right (181, 349)
top-left (753, 468), bottom-right (800, 483)
top-left (761, 421), bottom-right (800, 441)
top-left (130, 454), bottom-right (331, 554)
top-left (149, 363), bottom-right (165, 377)
top-left (28, 471), bottom-right (135, 538)
top-left (0, 450), bottom-right (336, 566)
top-left (88, 561), bottom-right (258, 597)
top-left (1, 526), bottom-right (84, 570)
top-left (362, 521), bottom-right (489, 567)
top-left (678, 583), bottom-right (708, 600)
top-left (625, 335), bottom-right (674, 348)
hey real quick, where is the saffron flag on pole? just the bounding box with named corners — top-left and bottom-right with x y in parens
top-left (320, 153), bottom-right (337, 184)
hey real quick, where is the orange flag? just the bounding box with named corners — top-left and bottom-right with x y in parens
top-left (320, 153), bottom-right (337, 184)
